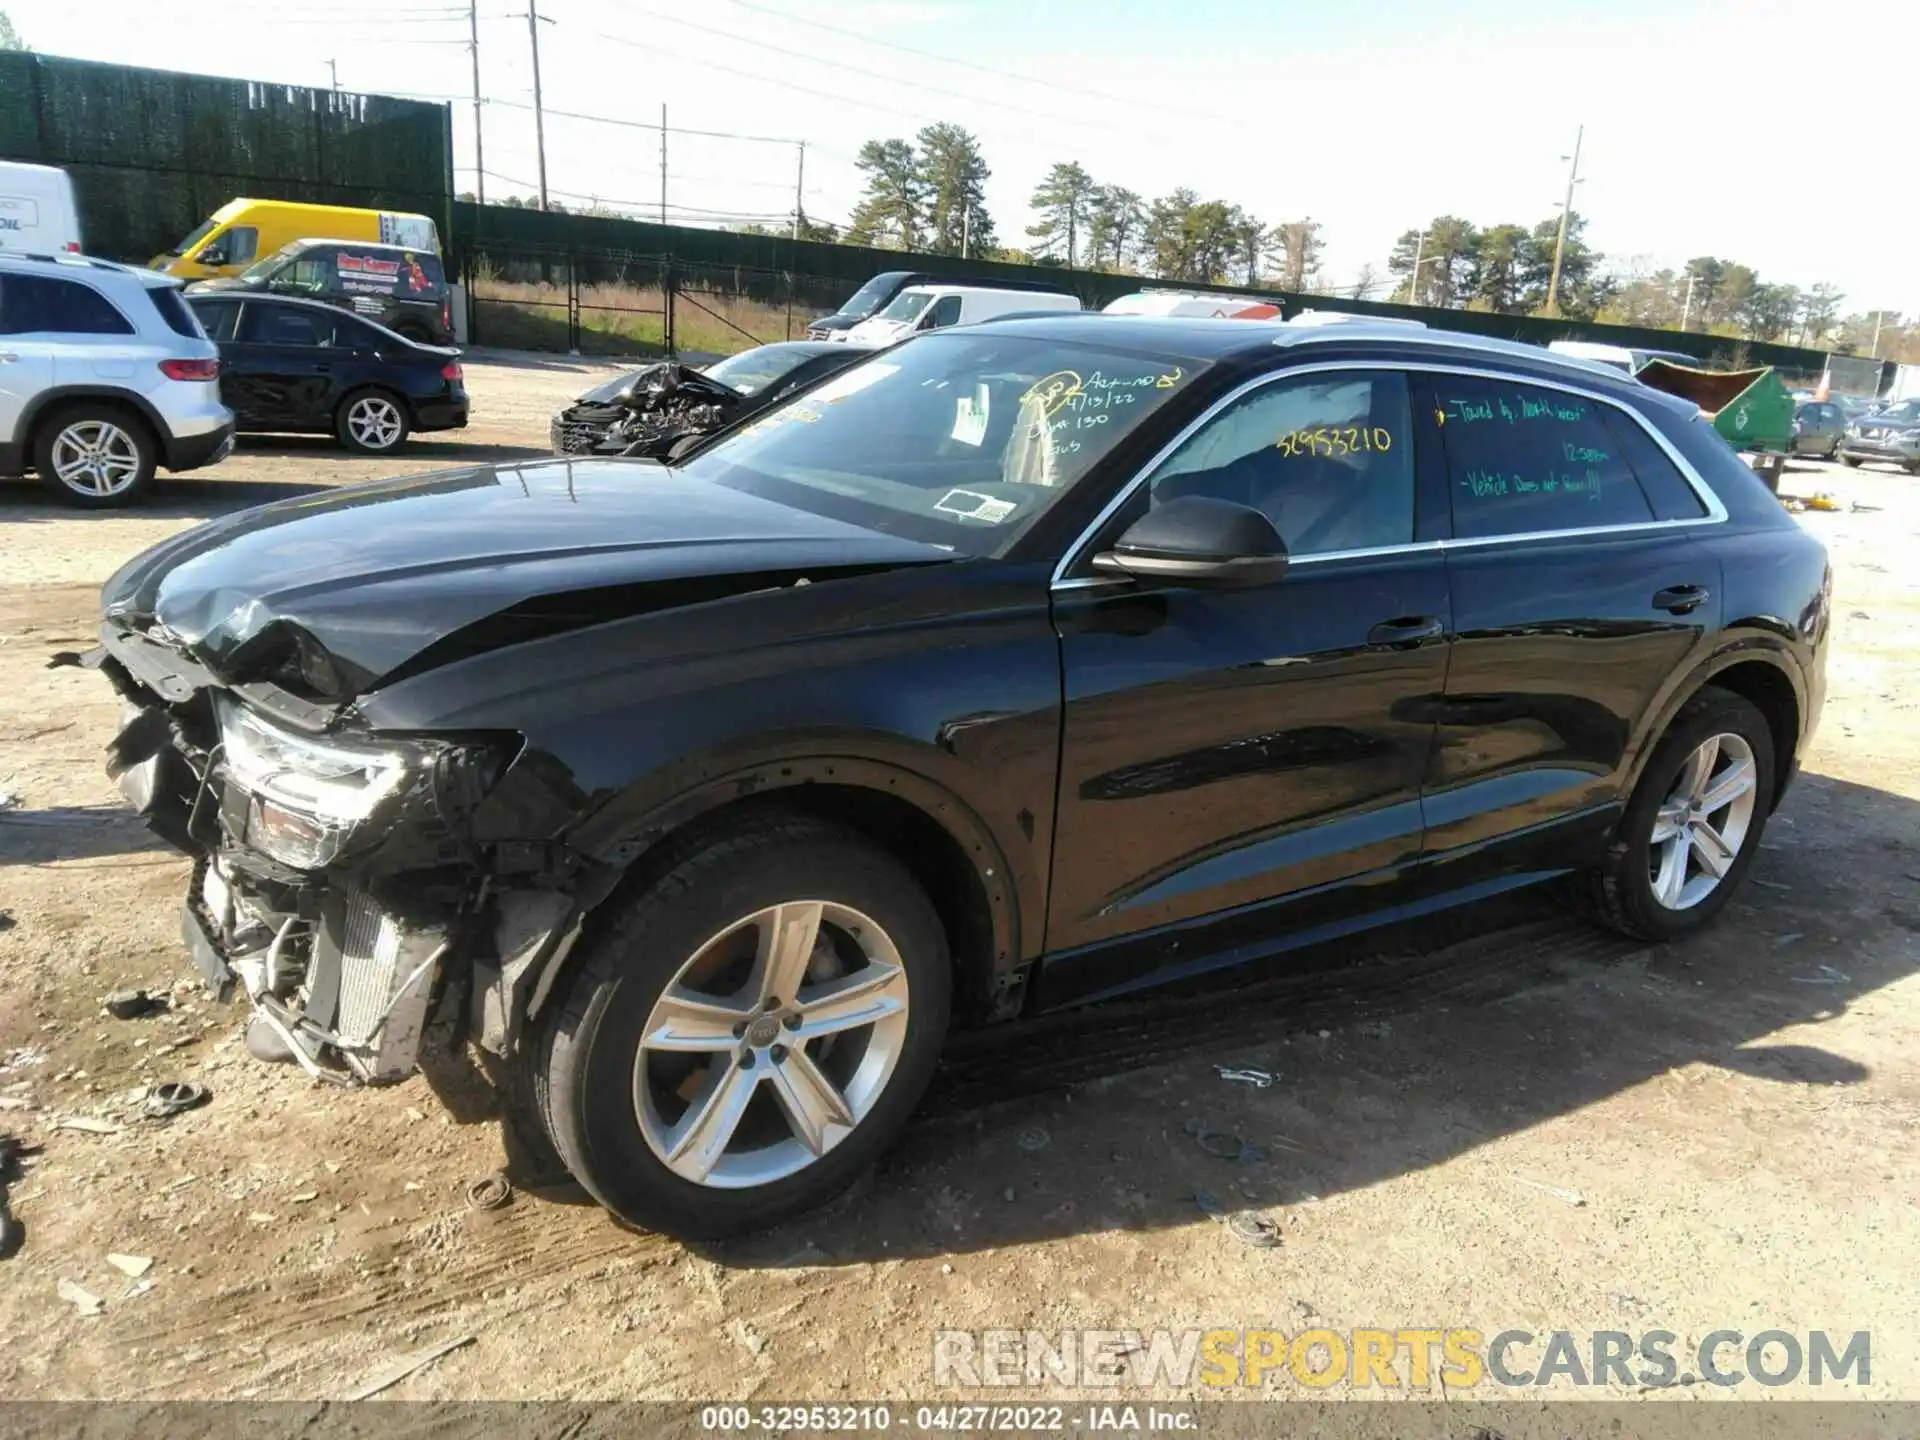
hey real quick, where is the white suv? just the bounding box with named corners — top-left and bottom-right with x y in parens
top-left (0, 253), bottom-right (234, 507)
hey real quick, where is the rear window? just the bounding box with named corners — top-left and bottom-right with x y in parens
top-left (0, 273), bottom-right (135, 336)
top-left (145, 285), bottom-right (206, 340)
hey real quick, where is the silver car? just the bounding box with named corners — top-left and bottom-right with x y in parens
top-left (1839, 397), bottom-right (1920, 473)
top-left (0, 252), bottom-right (234, 506)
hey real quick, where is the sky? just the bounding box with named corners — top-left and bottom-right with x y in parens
top-left (7, 0), bottom-right (1914, 316)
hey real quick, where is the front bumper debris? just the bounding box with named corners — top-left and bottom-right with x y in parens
top-left (78, 620), bottom-right (596, 1088)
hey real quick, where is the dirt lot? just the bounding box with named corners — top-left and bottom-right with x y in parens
top-left (0, 354), bottom-right (1915, 1408)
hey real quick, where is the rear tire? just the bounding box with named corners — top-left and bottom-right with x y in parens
top-left (335, 389), bottom-right (411, 455)
top-left (533, 815), bottom-right (951, 1238)
top-left (33, 403), bottom-right (157, 508)
top-left (1577, 686), bottom-right (1776, 942)
top-left (1839, 454), bottom-right (1862, 468)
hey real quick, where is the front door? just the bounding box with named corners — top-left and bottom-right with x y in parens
top-left (1045, 366), bottom-right (1451, 1003)
top-left (1417, 370), bottom-right (1722, 869)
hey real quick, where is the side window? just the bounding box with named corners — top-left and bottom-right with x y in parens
top-left (188, 300), bottom-right (238, 342)
top-left (923, 295), bottom-right (962, 330)
top-left (238, 303), bottom-right (333, 347)
top-left (227, 227), bottom-right (259, 266)
top-left (0, 274), bottom-right (135, 336)
top-left (1142, 370), bottom-right (1416, 558)
top-left (288, 252), bottom-right (333, 292)
top-left (1600, 407), bottom-right (1707, 520)
top-left (1433, 376), bottom-right (1654, 538)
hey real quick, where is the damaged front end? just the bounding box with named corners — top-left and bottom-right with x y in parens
top-left (550, 362), bottom-right (743, 460)
top-left (85, 623), bottom-right (591, 1086)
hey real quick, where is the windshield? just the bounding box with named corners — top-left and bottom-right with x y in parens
top-left (168, 219), bottom-right (218, 258)
top-left (834, 274), bottom-right (905, 321)
top-left (678, 331), bottom-right (1204, 556)
top-left (1879, 400), bottom-right (1920, 422)
top-left (237, 244), bottom-right (304, 283)
top-left (703, 346), bottom-right (823, 397)
top-left (879, 291), bottom-right (935, 323)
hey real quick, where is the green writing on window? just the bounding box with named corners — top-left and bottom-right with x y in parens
top-left (1445, 394), bottom-right (1589, 426)
top-left (1460, 467), bottom-right (1606, 501)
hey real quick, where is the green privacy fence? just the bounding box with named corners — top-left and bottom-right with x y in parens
top-left (452, 201), bottom-right (1834, 373)
top-left (0, 52), bottom-right (452, 265)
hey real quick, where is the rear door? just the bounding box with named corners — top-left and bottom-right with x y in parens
top-left (1419, 368), bottom-right (1723, 867)
top-left (225, 300), bottom-right (344, 428)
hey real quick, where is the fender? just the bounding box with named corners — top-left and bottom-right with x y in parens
top-left (1617, 626), bottom-right (1810, 803)
top-left (567, 748), bottom-right (1028, 977)
top-left (15, 384), bottom-right (170, 451)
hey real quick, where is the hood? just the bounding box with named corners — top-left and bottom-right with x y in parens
top-left (841, 317), bottom-right (909, 346)
top-left (807, 314), bottom-right (861, 334)
top-left (101, 459), bottom-right (951, 698)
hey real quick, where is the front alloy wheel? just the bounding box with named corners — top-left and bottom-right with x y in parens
top-left (635, 900), bottom-right (911, 1188)
top-left (533, 815), bottom-right (951, 1238)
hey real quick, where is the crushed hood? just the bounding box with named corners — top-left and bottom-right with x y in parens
top-left (101, 458), bottom-right (951, 697)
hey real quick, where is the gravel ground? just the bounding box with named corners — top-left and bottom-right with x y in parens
top-left (0, 355), bottom-right (1915, 1410)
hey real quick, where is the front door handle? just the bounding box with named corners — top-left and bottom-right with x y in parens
top-left (1652, 584), bottom-right (1710, 615)
top-left (1367, 615), bottom-right (1445, 647)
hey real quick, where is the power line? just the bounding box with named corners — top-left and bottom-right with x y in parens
top-left (708, 0), bottom-right (1232, 124)
top-left (483, 95), bottom-right (801, 146)
top-left (598, 4), bottom-right (1122, 132)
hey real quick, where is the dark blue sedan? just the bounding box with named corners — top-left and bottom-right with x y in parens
top-left (184, 292), bottom-right (468, 456)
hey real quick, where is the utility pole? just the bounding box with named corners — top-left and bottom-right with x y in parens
top-left (1407, 230), bottom-right (1425, 305)
top-left (525, 2), bottom-right (550, 210)
top-left (962, 204), bottom-right (971, 261)
top-left (1545, 124), bottom-right (1584, 315)
top-left (326, 59), bottom-right (339, 90)
top-left (1870, 310), bottom-right (1884, 359)
top-left (659, 104), bottom-right (668, 226)
top-left (468, 0), bottom-right (485, 203)
top-left (790, 141), bottom-right (806, 241)
top-left (1680, 271), bottom-right (1696, 332)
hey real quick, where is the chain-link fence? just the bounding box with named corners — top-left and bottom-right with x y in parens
top-left (460, 243), bottom-right (865, 358)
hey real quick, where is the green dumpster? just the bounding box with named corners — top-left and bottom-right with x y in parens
top-left (1634, 360), bottom-right (1796, 491)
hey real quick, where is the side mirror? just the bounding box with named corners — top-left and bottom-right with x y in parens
top-left (1092, 495), bottom-right (1289, 587)
top-left (197, 247), bottom-right (229, 268)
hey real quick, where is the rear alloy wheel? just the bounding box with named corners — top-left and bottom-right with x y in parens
top-left (336, 391), bottom-right (410, 455)
top-left (534, 816), bottom-right (951, 1238)
top-left (36, 407), bottom-right (156, 507)
top-left (1578, 686), bottom-right (1775, 941)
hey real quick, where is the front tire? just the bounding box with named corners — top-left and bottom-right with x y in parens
top-left (1578, 687), bottom-right (1775, 942)
top-left (535, 815), bottom-right (951, 1238)
top-left (1839, 454), bottom-right (1862, 468)
top-left (336, 389), bottom-right (411, 454)
top-left (34, 404), bottom-right (157, 507)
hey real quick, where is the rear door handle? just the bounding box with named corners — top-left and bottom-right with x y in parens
top-left (1367, 615), bottom-right (1445, 647)
top-left (1652, 585), bottom-right (1710, 615)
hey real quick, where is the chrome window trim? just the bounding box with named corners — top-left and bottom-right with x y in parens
top-left (1050, 359), bottom-right (1729, 590)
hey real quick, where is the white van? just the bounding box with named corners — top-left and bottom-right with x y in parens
top-left (838, 284), bottom-right (1080, 346)
top-left (0, 163), bottom-right (82, 255)
top-left (1103, 290), bottom-right (1282, 319)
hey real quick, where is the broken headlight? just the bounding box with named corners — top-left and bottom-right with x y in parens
top-left (215, 696), bottom-right (428, 869)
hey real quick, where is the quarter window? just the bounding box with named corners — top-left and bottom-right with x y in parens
top-left (1600, 407), bottom-right (1708, 520)
top-left (1141, 370), bottom-right (1416, 557)
top-left (1432, 376), bottom-right (1654, 538)
top-left (187, 298), bottom-right (239, 342)
top-left (0, 274), bottom-right (135, 336)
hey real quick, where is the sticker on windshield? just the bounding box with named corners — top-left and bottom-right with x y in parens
top-left (951, 387), bottom-right (990, 447)
top-left (934, 488), bottom-right (1016, 524)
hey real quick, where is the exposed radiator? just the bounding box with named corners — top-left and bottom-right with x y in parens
top-left (335, 892), bottom-right (404, 1047)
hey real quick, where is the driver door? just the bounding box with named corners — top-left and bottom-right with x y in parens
top-left (1044, 367), bottom-right (1453, 1001)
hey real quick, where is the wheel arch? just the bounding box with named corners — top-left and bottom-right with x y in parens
top-left (1625, 639), bottom-right (1806, 811)
top-left (548, 757), bottom-right (1027, 1028)
top-left (19, 386), bottom-right (164, 463)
